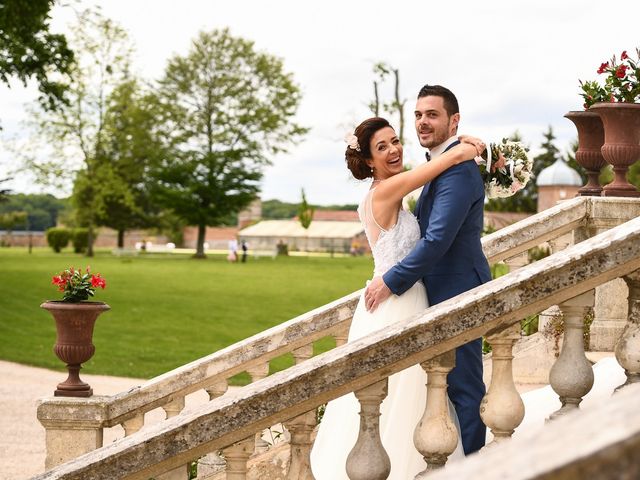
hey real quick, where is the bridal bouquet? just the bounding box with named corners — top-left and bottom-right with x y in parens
top-left (476, 139), bottom-right (533, 199)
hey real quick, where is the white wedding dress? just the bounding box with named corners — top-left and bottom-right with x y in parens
top-left (310, 188), bottom-right (464, 479)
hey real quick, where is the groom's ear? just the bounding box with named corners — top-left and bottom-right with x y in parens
top-left (450, 113), bottom-right (460, 133)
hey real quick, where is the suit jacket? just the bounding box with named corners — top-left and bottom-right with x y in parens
top-left (382, 141), bottom-right (491, 305)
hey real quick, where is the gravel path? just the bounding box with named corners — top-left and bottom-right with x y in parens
top-left (0, 360), bottom-right (144, 480)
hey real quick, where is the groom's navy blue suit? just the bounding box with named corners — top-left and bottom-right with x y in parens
top-left (383, 140), bottom-right (491, 455)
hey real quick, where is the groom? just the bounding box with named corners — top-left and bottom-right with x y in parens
top-left (364, 84), bottom-right (491, 455)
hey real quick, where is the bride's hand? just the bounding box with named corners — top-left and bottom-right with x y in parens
top-left (458, 135), bottom-right (486, 157)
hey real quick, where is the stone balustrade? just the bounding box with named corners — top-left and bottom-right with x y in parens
top-left (34, 196), bottom-right (640, 479)
top-left (37, 288), bottom-right (361, 471)
top-left (31, 209), bottom-right (640, 480)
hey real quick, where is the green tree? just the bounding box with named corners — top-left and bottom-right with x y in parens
top-left (0, 177), bottom-right (11, 202)
top-left (21, 9), bottom-right (134, 256)
top-left (261, 199), bottom-right (298, 219)
top-left (150, 28), bottom-right (307, 258)
top-left (73, 78), bottom-right (158, 248)
top-left (0, 0), bottom-right (74, 119)
top-left (298, 188), bottom-right (314, 229)
top-left (262, 199), bottom-right (358, 219)
top-left (0, 210), bottom-right (27, 245)
top-left (0, 192), bottom-right (67, 230)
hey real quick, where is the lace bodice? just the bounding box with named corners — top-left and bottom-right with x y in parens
top-left (357, 188), bottom-right (421, 276)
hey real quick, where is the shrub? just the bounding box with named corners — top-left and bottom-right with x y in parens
top-left (276, 241), bottom-right (289, 256)
top-left (72, 228), bottom-right (89, 253)
top-left (46, 228), bottom-right (71, 253)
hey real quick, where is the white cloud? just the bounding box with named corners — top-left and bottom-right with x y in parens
top-left (1, 0), bottom-right (639, 205)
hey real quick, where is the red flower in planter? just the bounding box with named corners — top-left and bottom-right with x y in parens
top-left (91, 274), bottom-right (106, 289)
top-left (616, 65), bottom-right (628, 79)
top-left (50, 266), bottom-right (107, 302)
top-left (580, 47), bottom-right (640, 107)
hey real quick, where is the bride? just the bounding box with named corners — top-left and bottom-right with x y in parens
top-left (310, 117), bottom-right (484, 479)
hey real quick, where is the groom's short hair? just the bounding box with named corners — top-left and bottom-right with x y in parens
top-left (417, 84), bottom-right (459, 118)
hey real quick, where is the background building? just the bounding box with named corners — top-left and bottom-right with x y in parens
top-left (536, 159), bottom-right (583, 212)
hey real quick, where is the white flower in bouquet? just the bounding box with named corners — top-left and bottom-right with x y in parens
top-left (476, 139), bottom-right (532, 199)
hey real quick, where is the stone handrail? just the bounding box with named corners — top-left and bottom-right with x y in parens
top-left (37, 197), bottom-right (593, 424)
top-left (32, 211), bottom-right (640, 479)
top-left (481, 195), bottom-right (588, 263)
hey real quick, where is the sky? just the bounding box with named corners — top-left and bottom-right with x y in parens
top-left (1, 0), bottom-right (639, 205)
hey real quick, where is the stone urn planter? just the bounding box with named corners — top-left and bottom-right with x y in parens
top-left (564, 110), bottom-right (607, 196)
top-left (589, 102), bottom-right (640, 197)
top-left (40, 301), bottom-right (110, 397)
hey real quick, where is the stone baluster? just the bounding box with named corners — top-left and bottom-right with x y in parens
top-left (615, 271), bottom-right (640, 390)
top-left (548, 233), bottom-right (573, 254)
top-left (158, 398), bottom-right (189, 480)
top-left (503, 251), bottom-right (528, 271)
top-left (413, 350), bottom-right (458, 476)
top-left (199, 380), bottom-right (230, 474)
top-left (162, 397), bottom-right (185, 418)
top-left (206, 380), bottom-right (229, 401)
top-left (537, 237), bottom-right (571, 334)
top-left (345, 379), bottom-right (390, 480)
top-left (223, 437), bottom-right (255, 480)
top-left (548, 290), bottom-right (595, 419)
top-left (247, 362), bottom-right (270, 384)
top-left (122, 413), bottom-right (144, 436)
top-left (247, 363), bottom-right (271, 454)
top-left (283, 410), bottom-right (316, 480)
top-left (292, 344), bottom-right (314, 364)
top-left (334, 326), bottom-right (350, 347)
top-left (480, 324), bottom-right (525, 443)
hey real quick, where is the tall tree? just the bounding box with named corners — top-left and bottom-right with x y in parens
top-left (0, 0), bottom-right (74, 120)
top-left (21, 9), bottom-right (134, 255)
top-left (73, 78), bottom-right (159, 247)
top-left (150, 28), bottom-right (307, 258)
top-left (298, 188), bottom-right (314, 229)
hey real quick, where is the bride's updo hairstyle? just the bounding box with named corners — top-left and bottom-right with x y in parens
top-left (345, 117), bottom-right (391, 180)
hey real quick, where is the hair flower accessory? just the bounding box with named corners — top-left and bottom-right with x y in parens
top-left (344, 132), bottom-right (361, 152)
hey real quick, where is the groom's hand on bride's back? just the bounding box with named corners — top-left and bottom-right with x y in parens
top-left (365, 277), bottom-right (392, 312)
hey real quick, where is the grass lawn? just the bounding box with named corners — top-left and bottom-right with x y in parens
top-left (0, 247), bottom-right (373, 383)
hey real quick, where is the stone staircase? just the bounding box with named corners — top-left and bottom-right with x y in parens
top-left (32, 196), bottom-right (640, 480)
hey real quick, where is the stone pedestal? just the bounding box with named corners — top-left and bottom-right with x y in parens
top-left (591, 278), bottom-right (628, 351)
top-left (581, 199), bottom-right (640, 351)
